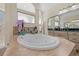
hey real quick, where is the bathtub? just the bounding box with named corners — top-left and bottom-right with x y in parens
top-left (17, 34), bottom-right (60, 50)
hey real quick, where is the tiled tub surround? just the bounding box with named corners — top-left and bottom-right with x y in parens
top-left (3, 35), bottom-right (75, 56)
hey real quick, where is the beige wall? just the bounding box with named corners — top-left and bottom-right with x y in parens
top-left (4, 3), bottom-right (17, 45)
top-left (0, 3), bottom-right (17, 48)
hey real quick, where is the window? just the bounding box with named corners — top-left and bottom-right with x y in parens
top-left (48, 18), bottom-right (55, 28)
top-left (39, 11), bottom-right (42, 25)
top-left (54, 16), bottom-right (59, 21)
top-left (18, 12), bottom-right (35, 23)
top-left (55, 21), bottom-right (59, 27)
top-left (59, 9), bottom-right (69, 14)
top-left (71, 20), bottom-right (79, 22)
top-left (54, 16), bottom-right (60, 28)
top-left (71, 4), bottom-right (79, 10)
top-left (39, 14), bottom-right (42, 24)
top-left (48, 16), bottom-right (60, 28)
top-left (48, 18), bottom-right (52, 28)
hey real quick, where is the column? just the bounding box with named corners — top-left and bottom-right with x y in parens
top-left (43, 12), bottom-right (48, 35)
top-left (35, 5), bottom-right (40, 33)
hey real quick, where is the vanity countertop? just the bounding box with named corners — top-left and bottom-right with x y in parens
top-left (48, 28), bottom-right (79, 32)
top-left (3, 35), bottom-right (75, 56)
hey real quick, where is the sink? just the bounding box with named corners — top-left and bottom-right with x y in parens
top-left (17, 34), bottom-right (60, 50)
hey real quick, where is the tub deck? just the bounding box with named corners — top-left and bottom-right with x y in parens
top-left (3, 35), bottom-right (75, 56)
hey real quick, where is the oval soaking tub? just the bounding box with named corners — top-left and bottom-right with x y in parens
top-left (17, 34), bottom-right (60, 50)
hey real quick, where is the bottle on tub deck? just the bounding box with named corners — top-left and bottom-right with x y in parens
top-left (17, 20), bottom-right (24, 35)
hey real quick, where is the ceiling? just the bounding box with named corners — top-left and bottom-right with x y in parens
top-left (17, 3), bottom-right (74, 17)
top-left (40, 3), bottom-right (73, 11)
top-left (39, 3), bottom-right (74, 17)
top-left (17, 3), bottom-right (35, 13)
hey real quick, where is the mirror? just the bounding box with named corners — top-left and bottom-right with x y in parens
top-left (48, 6), bottom-right (79, 40)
